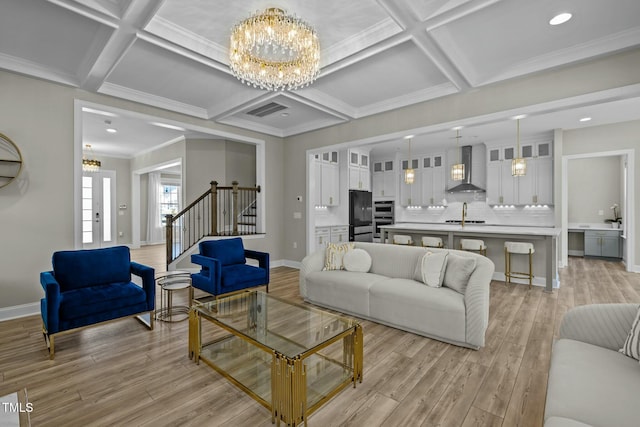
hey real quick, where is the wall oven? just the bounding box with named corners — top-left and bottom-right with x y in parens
top-left (373, 200), bottom-right (394, 240)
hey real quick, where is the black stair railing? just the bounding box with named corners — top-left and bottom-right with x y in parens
top-left (165, 181), bottom-right (261, 267)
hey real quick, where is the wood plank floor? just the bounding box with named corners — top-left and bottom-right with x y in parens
top-left (1, 245), bottom-right (639, 426)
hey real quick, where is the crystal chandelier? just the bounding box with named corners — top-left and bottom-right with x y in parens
top-left (82, 144), bottom-right (101, 173)
top-left (512, 118), bottom-right (526, 176)
top-left (229, 8), bottom-right (320, 91)
top-left (451, 128), bottom-right (465, 181)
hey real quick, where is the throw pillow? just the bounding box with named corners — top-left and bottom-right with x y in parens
top-left (619, 307), bottom-right (640, 360)
top-left (324, 242), bottom-right (355, 271)
top-left (419, 251), bottom-right (448, 288)
top-left (343, 248), bottom-right (372, 273)
top-left (443, 253), bottom-right (476, 294)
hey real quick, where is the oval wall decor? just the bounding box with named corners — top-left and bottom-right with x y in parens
top-left (0, 133), bottom-right (24, 189)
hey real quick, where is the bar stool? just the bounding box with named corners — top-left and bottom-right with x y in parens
top-left (460, 239), bottom-right (487, 256)
top-left (393, 234), bottom-right (413, 245)
top-left (421, 236), bottom-right (444, 248)
top-left (504, 242), bottom-right (535, 289)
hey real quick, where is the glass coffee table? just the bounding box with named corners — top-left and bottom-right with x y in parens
top-left (189, 291), bottom-right (363, 426)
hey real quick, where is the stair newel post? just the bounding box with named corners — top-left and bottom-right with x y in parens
top-left (232, 181), bottom-right (239, 235)
top-left (165, 214), bottom-right (173, 267)
top-left (211, 181), bottom-right (218, 236)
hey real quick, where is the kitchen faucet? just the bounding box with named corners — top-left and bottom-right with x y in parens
top-left (462, 202), bottom-right (467, 228)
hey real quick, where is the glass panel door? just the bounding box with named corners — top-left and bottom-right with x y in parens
top-left (82, 170), bottom-right (116, 249)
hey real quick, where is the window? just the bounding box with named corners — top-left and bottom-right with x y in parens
top-left (160, 184), bottom-right (180, 226)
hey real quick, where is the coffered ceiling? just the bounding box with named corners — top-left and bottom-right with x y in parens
top-left (2, 0), bottom-right (640, 147)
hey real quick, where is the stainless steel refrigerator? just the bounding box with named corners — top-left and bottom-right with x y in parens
top-left (349, 190), bottom-right (373, 242)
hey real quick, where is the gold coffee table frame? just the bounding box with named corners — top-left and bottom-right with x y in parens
top-left (189, 291), bottom-right (363, 426)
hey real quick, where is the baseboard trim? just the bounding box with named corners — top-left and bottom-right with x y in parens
top-left (269, 260), bottom-right (301, 269)
top-left (0, 302), bottom-right (40, 322)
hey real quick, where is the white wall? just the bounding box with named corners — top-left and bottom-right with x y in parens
top-left (0, 70), bottom-right (284, 310)
top-left (568, 157), bottom-right (622, 223)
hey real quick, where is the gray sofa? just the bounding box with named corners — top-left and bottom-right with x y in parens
top-left (299, 242), bottom-right (494, 349)
top-left (545, 303), bottom-right (640, 427)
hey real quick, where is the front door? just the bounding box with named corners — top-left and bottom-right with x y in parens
top-left (82, 170), bottom-right (116, 249)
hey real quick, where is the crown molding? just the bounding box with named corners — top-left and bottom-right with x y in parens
top-left (98, 82), bottom-right (209, 118)
top-left (355, 82), bottom-right (459, 118)
top-left (0, 52), bottom-right (79, 87)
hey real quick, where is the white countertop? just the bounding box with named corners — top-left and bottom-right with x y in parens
top-left (568, 222), bottom-right (622, 232)
top-left (380, 222), bottom-right (561, 236)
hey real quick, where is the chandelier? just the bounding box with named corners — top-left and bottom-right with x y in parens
top-left (82, 144), bottom-right (101, 173)
top-left (404, 136), bottom-right (415, 184)
top-left (512, 118), bottom-right (526, 176)
top-left (451, 128), bottom-right (465, 181)
top-left (229, 8), bottom-right (320, 91)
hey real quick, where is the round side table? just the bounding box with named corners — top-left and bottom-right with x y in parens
top-left (155, 271), bottom-right (192, 322)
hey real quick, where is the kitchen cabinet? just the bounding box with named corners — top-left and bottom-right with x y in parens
top-left (329, 226), bottom-right (348, 243)
top-left (315, 226), bottom-right (348, 252)
top-left (313, 152), bottom-right (340, 206)
top-left (315, 227), bottom-right (331, 252)
top-left (585, 230), bottom-right (621, 258)
top-left (486, 141), bottom-right (553, 205)
top-left (421, 154), bottom-right (445, 205)
top-left (372, 160), bottom-right (395, 198)
top-left (348, 149), bottom-right (370, 191)
top-left (399, 162), bottom-right (422, 207)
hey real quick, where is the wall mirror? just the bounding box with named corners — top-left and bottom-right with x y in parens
top-left (0, 133), bottom-right (23, 189)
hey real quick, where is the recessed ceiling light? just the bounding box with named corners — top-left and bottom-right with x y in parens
top-left (549, 13), bottom-right (572, 26)
top-left (150, 122), bottom-right (186, 131)
top-left (106, 128), bottom-right (118, 133)
top-left (579, 117), bottom-right (592, 122)
top-left (452, 126), bottom-right (464, 130)
top-left (404, 134), bottom-right (415, 139)
top-left (512, 114), bottom-right (527, 120)
top-left (280, 112), bottom-right (289, 117)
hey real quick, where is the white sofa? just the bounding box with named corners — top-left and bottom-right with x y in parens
top-left (299, 242), bottom-right (494, 349)
top-left (545, 303), bottom-right (640, 427)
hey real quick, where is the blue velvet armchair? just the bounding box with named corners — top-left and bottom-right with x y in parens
top-left (191, 238), bottom-right (269, 300)
top-left (40, 246), bottom-right (155, 359)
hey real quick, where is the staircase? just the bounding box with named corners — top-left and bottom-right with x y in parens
top-left (164, 181), bottom-right (261, 267)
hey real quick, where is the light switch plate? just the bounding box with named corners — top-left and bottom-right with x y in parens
top-left (293, 212), bottom-right (302, 219)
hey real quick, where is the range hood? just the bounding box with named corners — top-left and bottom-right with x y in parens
top-left (447, 145), bottom-right (486, 193)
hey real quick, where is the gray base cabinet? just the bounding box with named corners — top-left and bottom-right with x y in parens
top-left (584, 230), bottom-right (621, 258)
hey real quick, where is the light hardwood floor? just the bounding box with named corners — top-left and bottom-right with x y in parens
top-left (1, 245), bottom-right (638, 426)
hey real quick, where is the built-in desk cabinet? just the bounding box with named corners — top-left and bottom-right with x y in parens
top-left (585, 229), bottom-right (621, 258)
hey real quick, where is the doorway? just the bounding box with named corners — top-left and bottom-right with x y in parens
top-left (81, 170), bottom-right (117, 249)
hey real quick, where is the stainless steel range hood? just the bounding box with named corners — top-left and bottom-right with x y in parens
top-left (447, 145), bottom-right (486, 193)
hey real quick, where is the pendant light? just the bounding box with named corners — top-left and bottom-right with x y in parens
top-left (512, 118), bottom-right (526, 176)
top-left (451, 127), bottom-right (465, 181)
top-left (404, 135), bottom-right (414, 184)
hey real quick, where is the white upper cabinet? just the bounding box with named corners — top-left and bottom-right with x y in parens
top-left (348, 148), bottom-right (370, 191)
top-left (313, 151), bottom-right (340, 206)
top-left (372, 160), bottom-right (395, 198)
top-left (486, 140), bottom-right (553, 205)
top-left (421, 153), bottom-right (445, 205)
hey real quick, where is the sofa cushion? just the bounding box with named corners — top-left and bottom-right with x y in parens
top-left (324, 242), bottom-right (355, 271)
top-left (53, 246), bottom-right (131, 291)
top-left (60, 282), bottom-right (147, 320)
top-left (545, 338), bottom-right (640, 427)
top-left (200, 238), bottom-right (246, 266)
top-left (619, 306), bottom-right (640, 360)
top-left (443, 253), bottom-right (476, 294)
top-left (305, 270), bottom-right (388, 316)
top-left (369, 278), bottom-right (466, 343)
top-left (354, 242), bottom-right (426, 280)
top-left (343, 248), bottom-right (372, 273)
top-left (221, 264), bottom-right (267, 288)
top-left (413, 251), bottom-right (448, 288)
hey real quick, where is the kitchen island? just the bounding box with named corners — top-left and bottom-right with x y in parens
top-left (380, 223), bottom-right (561, 292)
